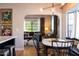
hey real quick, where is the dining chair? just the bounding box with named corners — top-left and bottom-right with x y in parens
top-left (24, 32), bottom-right (33, 46)
top-left (33, 33), bottom-right (45, 56)
top-left (52, 40), bottom-right (74, 56)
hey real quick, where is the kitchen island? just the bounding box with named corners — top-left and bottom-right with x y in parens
top-left (0, 36), bottom-right (16, 56)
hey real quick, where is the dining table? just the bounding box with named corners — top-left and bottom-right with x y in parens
top-left (42, 38), bottom-right (74, 56)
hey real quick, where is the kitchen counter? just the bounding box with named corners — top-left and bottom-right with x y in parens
top-left (0, 36), bottom-right (16, 44)
top-left (0, 36), bottom-right (16, 56)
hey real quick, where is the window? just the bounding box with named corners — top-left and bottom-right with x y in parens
top-left (66, 12), bottom-right (75, 38)
top-left (32, 20), bottom-right (40, 32)
top-left (24, 21), bottom-right (32, 32)
top-left (24, 19), bottom-right (40, 32)
top-left (51, 16), bottom-right (54, 33)
top-left (76, 11), bottom-right (79, 39)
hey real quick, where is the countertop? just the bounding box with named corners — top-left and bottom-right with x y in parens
top-left (0, 36), bottom-right (16, 44)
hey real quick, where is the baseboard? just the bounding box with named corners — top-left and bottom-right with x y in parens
top-left (15, 48), bottom-right (24, 51)
top-left (15, 48), bottom-right (24, 56)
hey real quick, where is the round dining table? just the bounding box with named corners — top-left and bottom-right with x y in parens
top-left (42, 38), bottom-right (73, 56)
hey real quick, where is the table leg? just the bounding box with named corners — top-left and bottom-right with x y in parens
top-left (45, 46), bottom-right (48, 56)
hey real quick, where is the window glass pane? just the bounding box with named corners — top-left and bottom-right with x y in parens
top-left (76, 11), bottom-right (79, 39)
top-left (25, 21), bottom-right (32, 32)
top-left (52, 16), bottom-right (54, 33)
top-left (32, 19), bottom-right (40, 32)
top-left (66, 12), bottom-right (75, 38)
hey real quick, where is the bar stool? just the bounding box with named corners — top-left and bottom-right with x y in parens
top-left (0, 49), bottom-right (9, 56)
top-left (4, 45), bottom-right (15, 56)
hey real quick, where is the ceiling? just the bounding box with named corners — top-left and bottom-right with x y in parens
top-left (0, 3), bottom-right (66, 9)
top-left (21, 3), bottom-right (65, 9)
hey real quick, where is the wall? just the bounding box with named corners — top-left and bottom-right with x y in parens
top-left (0, 3), bottom-right (62, 50)
top-left (44, 15), bottom-right (51, 33)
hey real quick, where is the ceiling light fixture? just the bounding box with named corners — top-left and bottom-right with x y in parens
top-left (40, 3), bottom-right (66, 12)
top-left (40, 8), bottom-right (43, 12)
top-left (61, 3), bottom-right (65, 6)
top-left (40, 3), bottom-right (55, 12)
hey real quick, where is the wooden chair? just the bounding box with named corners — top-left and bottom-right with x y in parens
top-left (24, 32), bottom-right (33, 46)
top-left (33, 33), bottom-right (45, 56)
top-left (52, 40), bottom-right (74, 56)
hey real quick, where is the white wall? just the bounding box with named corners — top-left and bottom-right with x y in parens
top-left (0, 3), bottom-right (62, 50)
top-left (62, 13), bottom-right (66, 39)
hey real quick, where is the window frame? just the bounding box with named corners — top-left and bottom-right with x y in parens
top-left (66, 11), bottom-right (76, 38)
top-left (24, 19), bottom-right (40, 32)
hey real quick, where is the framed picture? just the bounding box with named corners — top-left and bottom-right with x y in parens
top-left (0, 9), bottom-right (12, 36)
top-left (2, 28), bottom-right (12, 36)
top-left (2, 9), bottom-right (12, 21)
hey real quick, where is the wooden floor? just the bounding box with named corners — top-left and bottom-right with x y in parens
top-left (16, 45), bottom-right (69, 56)
top-left (16, 45), bottom-right (54, 56)
top-left (16, 46), bottom-right (37, 56)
